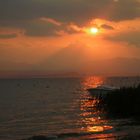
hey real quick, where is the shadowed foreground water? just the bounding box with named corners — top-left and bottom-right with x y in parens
top-left (0, 76), bottom-right (140, 140)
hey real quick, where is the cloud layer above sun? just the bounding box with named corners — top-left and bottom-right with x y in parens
top-left (0, 0), bottom-right (140, 37)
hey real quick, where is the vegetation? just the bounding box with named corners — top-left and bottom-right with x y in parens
top-left (96, 84), bottom-right (140, 118)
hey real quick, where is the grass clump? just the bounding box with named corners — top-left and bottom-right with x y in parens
top-left (97, 84), bottom-right (140, 118)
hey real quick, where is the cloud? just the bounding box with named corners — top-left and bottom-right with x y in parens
top-left (0, 0), bottom-right (139, 37)
top-left (0, 33), bottom-right (17, 39)
top-left (40, 17), bottom-right (62, 26)
top-left (0, 19), bottom-right (63, 37)
top-left (0, 18), bottom-right (82, 37)
top-left (100, 18), bottom-right (140, 47)
top-left (24, 19), bottom-right (82, 37)
top-left (0, 0), bottom-right (140, 40)
top-left (107, 31), bottom-right (140, 46)
top-left (24, 20), bottom-right (61, 37)
top-left (0, 0), bottom-right (139, 24)
top-left (100, 24), bottom-right (114, 30)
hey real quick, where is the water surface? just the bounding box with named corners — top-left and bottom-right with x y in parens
top-left (0, 76), bottom-right (140, 140)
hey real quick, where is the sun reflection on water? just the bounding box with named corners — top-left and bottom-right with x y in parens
top-left (78, 76), bottom-right (114, 139)
top-left (82, 76), bottom-right (105, 89)
top-left (87, 125), bottom-right (113, 132)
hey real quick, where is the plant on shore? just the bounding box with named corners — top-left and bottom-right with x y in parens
top-left (95, 84), bottom-right (140, 117)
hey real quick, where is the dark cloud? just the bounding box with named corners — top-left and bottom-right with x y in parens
top-left (0, 20), bottom-right (60, 37)
top-left (106, 31), bottom-right (140, 46)
top-left (0, 0), bottom-right (139, 22)
top-left (24, 21), bottom-right (61, 37)
top-left (0, 19), bottom-right (81, 37)
top-left (0, 0), bottom-right (97, 21)
top-left (101, 24), bottom-right (114, 30)
top-left (0, 33), bottom-right (17, 39)
top-left (108, 0), bottom-right (140, 21)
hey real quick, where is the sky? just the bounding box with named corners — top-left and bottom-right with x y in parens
top-left (0, 0), bottom-right (140, 76)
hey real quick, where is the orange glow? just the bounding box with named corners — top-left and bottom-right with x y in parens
top-left (87, 125), bottom-right (113, 132)
top-left (82, 76), bottom-right (105, 89)
top-left (79, 90), bottom-right (114, 139)
top-left (79, 77), bottom-right (114, 138)
top-left (0, 18), bottom-right (140, 76)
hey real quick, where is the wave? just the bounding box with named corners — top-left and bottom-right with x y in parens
top-left (22, 129), bottom-right (128, 140)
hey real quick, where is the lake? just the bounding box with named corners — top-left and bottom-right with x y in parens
top-left (0, 76), bottom-right (140, 140)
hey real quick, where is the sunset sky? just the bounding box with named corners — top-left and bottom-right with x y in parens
top-left (0, 0), bottom-right (140, 76)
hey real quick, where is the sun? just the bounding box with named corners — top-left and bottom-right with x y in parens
top-left (84, 26), bottom-right (100, 35)
top-left (90, 27), bottom-right (99, 34)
